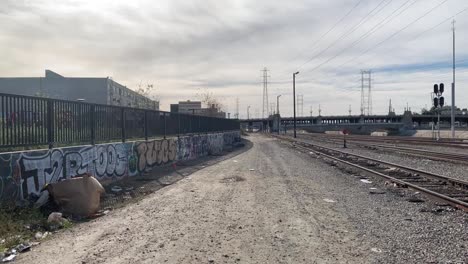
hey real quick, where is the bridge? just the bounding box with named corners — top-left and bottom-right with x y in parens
top-left (240, 111), bottom-right (468, 135)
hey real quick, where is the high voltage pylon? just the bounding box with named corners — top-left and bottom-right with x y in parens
top-left (297, 94), bottom-right (304, 117)
top-left (261, 67), bottom-right (270, 118)
top-left (360, 70), bottom-right (372, 116)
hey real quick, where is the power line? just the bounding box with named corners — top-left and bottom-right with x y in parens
top-left (285, 0), bottom-right (365, 65)
top-left (339, 0), bottom-right (450, 68)
top-left (296, 0), bottom-right (392, 71)
top-left (301, 0), bottom-right (419, 74)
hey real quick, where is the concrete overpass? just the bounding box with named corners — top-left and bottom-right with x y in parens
top-left (240, 112), bottom-right (468, 135)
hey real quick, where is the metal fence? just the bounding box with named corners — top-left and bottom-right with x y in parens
top-left (0, 93), bottom-right (239, 149)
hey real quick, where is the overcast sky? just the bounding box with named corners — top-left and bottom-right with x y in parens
top-left (1, 0), bottom-right (468, 118)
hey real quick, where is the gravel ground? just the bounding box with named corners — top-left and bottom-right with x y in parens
top-left (300, 132), bottom-right (468, 155)
top-left (15, 134), bottom-right (468, 264)
top-left (296, 133), bottom-right (468, 183)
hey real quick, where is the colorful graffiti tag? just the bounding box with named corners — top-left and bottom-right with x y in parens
top-left (135, 138), bottom-right (177, 172)
top-left (0, 131), bottom-right (240, 201)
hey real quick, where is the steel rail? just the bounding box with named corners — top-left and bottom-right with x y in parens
top-left (275, 135), bottom-right (468, 212)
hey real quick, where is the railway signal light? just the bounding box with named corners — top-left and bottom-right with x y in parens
top-left (433, 97), bottom-right (439, 108)
top-left (440, 96), bottom-right (445, 107)
top-left (439, 83), bottom-right (444, 94)
top-left (434, 84), bottom-right (439, 94)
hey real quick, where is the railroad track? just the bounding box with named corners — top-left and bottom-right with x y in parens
top-left (301, 133), bottom-right (468, 149)
top-left (301, 135), bottom-right (468, 164)
top-left (274, 135), bottom-right (468, 213)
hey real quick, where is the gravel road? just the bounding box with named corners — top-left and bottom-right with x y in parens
top-left (16, 135), bottom-right (467, 264)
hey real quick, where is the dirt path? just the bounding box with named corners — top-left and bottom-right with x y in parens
top-left (17, 135), bottom-right (372, 264)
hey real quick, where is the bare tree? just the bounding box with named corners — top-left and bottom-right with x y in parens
top-left (136, 82), bottom-right (160, 109)
top-left (196, 88), bottom-right (224, 111)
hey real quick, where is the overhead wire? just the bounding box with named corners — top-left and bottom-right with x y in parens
top-left (295, 0), bottom-right (392, 71)
top-left (300, 0), bottom-right (420, 74)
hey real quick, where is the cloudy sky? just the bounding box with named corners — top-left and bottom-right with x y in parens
top-left (1, 0), bottom-right (468, 118)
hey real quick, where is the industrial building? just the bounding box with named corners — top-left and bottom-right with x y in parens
top-left (170, 100), bottom-right (226, 118)
top-left (0, 70), bottom-right (159, 110)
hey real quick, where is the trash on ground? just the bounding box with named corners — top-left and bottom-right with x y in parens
top-left (111, 186), bottom-right (123, 193)
top-left (124, 187), bottom-right (134, 192)
top-left (370, 248), bottom-right (382, 253)
top-left (323, 198), bottom-right (336, 203)
top-left (35, 231), bottom-right (49, 240)
top-left (233, 160), bottom-right (238, 163)
top-left (249, 169), bottom-right (255, 171)
top-left (407, 197), bottom-right (425, 203)
top-left (15, 243), bottom-right (31, 253)
top-left (34, 190), bottom-right (50, 208)
top-left (360, 179), bottom-right (372, 184)
top-left (47, 173), bottom-right (105, 217)
top-left (2, 254), bottom-right (16, 262)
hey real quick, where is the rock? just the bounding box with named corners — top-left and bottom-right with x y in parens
top-left (47, 212), bottom-right (65, 225)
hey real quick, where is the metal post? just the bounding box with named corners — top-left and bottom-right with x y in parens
top-left (163, 112), bottom-right (167, 139)
top-left (90, 105), bottom-right (95, 145)
top-left (47, 99), bottom-right (54, 149)
top-left (437, 110), bottom-right (440, 141)
top-left (451, 20), bottom-right (456, 138)
top-left (121, 108), bottom-right (126, 143)
top-left (293, 72), bottom-right (299, 138)
top-left (144, 110), bottom-right (148, 141)
top-left (277, 95), bottom-right (281, 135)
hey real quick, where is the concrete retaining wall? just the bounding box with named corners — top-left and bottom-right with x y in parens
top-left (0, 131), bottom-right (241, 203)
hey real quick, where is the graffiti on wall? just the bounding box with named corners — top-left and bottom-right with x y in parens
top-left (0, 131), bottom-right (241, 201)
top-left (16, 143), bottom-right (135, 199)
top-left (135, 138), bottom-right (177, 172)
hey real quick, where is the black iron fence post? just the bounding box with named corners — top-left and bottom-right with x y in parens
top-left (121, 108), bottom-right (126, 142)
top-left (90, 105), bottom-right (95, 145)
top-left (47, 99), bottom-right (54, 149)
top-left (144, 110), bottom-right (148, 141)
top-left (163, 112), bottom-right (167, 139)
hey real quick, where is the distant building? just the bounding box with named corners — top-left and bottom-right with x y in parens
top-left (0, 70), bottom-right (159, 110)
top-left (170, 100), bottom-right (225, 118)
top-left (177, 100), bottom-right (202, 114)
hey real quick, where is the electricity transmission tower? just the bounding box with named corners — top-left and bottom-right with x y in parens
top-left (297, 94), bottom-right (304, 117)
top-left (261, 67), bottom-right (270, 118)
top-left (360, 70), bottom-right (372, 116)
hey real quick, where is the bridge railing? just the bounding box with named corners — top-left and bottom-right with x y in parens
top-left (0, 93), bottom-right (239, 150)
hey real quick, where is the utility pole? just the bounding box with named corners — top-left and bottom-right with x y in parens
top-left (451, 20), bottom-right (456, 138)
top-left (297, 94), bottom-right (304, 117)
top-left (247, 105), bottom-right (250, 120)
top-left (310, 105), bottom-right (313, 116)
top-left (276, 95), bottom-right (281, 115)
top-left (293, 72), bottom-right (299, 138)
top-left (262, 67), bottom-right (270, 119)
top-left (319, 104), bottom-right (322, 116)
top-left (349, 105), bottom-right (352, 116)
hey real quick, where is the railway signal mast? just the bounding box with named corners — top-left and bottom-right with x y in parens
top-left (433, 83), bottom-right (445, 141)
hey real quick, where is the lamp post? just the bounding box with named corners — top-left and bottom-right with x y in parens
top-left (293, 71), bottom-right (299, 138)
top-left (276, 95), bottom-right (281, 115)
top-left (277, 95), bottom-right (282, 135)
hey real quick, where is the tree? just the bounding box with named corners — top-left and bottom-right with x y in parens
top-left (196, 88), bottom-right (224, 111)
top-left (136, 82), bottom-right (160, 109)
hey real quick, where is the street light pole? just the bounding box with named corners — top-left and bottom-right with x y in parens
top-left (276, 95), bottom-right (281, 115)
top-left (293, 72), bottom-right (299, 138)
top-left (277, 95), bottom-right (282, 135)
top-left (451, 20), bottom-right (456, 138)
